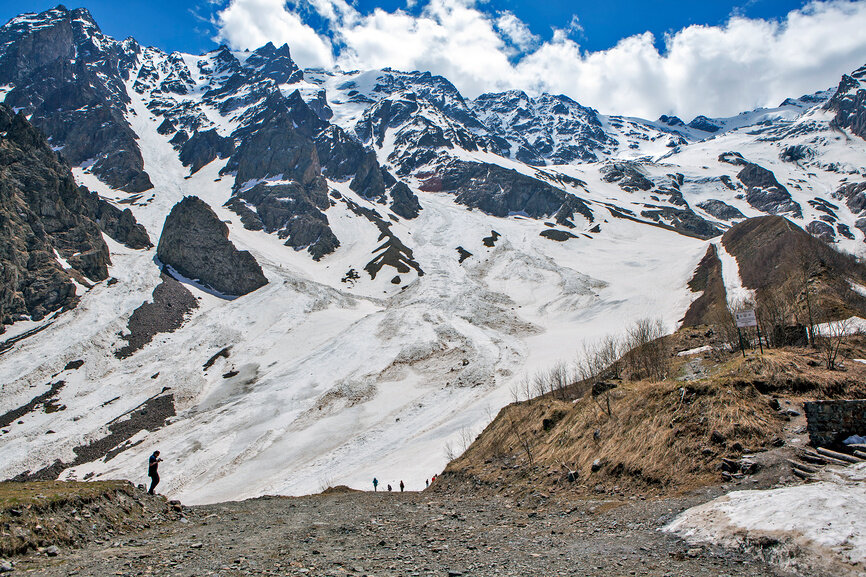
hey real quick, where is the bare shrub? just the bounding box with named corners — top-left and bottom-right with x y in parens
top-left (816, 318), bottom-right (853, 370)
top-left (623, 318), bottom-right (670, 381)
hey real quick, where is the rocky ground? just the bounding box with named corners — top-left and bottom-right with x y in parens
top-left (9, 485), bottom-right (782, 577)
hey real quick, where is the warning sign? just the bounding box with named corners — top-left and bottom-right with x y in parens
top-left (736, 310), bottom-right (758, 328)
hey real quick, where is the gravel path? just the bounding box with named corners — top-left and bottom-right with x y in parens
top-left (15, 488), bottom-right (781, 577)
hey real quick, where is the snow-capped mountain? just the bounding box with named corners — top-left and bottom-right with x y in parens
top-left (1, 5), bottom-right (865, 504)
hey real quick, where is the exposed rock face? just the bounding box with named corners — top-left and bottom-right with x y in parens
top-left (88, 196), bottom-right (152, 249)
top-left (731, 160), bottom-right (802, 218)
top-left (687, 116), bottom-right (721, 133)
top-left (825, 64), bottom-right (866, 140)
top-left (179, 129), bottom-right (234, 174)
top-left (0, 6), bottom-right (152, 192)
top-left (0, 104), bottom-right (112, 328)
top-left (421, 159), bottom-right (593, 226)
top-left (833, 181), bottom-right (866, 216)
top-left (601, 162), bottom-right (654, 192)
top-left (471, 90), bottom-right (615, 164)
top-left (806, 220), bottom-right (836, 242)
top-left (639, 207), bottom-right (722, 239)
top-left (157, 196), bottom-right (268, 296)
top-left (697, 199), bottom-right (745, 221)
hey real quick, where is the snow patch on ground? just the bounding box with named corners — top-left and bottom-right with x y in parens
top-left (716, 241), bottom-right (755, 306)
top-left (666, 463), bottom-right (866, 577)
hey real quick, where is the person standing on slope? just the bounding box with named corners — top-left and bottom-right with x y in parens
top-left (148, 450), bottom-right (162, 495)
top-left (399, 480), bottom-right (405, 492)
top-left (373, 477), bottom-right (379, 492)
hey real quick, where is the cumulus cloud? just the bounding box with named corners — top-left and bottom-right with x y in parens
top-left (214, 0), bottom-right (866, 119)
top-left (214, 0), bottom-right (334, 67)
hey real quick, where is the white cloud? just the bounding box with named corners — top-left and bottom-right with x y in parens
top-left (214, 0), bottom-right (866, 119)
top-left (495, 11), bottom-right (539, 54)
top-left (214, 0), bottom-right (334, 67)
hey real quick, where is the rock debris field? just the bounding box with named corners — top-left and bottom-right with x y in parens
top-left (14, 488), bottom-right (780, 577)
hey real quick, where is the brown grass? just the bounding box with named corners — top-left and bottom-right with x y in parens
top-left (444, 340), bottom-right (866, 500)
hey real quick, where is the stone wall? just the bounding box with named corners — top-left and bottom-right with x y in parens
top-left (804, 400), bottom-right (866, 448)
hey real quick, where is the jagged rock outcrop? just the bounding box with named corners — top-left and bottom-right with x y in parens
top-left (0, 6), bottom-right (152, 192)
top-left (697, 199), bottom-right (745, 221)
top-left (601, 162), bottom-right (654, 192)
top-left (157, 196), bottom-right (267, 296)
top-left (687, 116), bottom-right (721, 133)
top-left (737, 163), bottom-right (802, 218)
top-left (471, 91), bottom-right (615, 164)
top-left (420, 159), bottom-right (593, 226)
top-left (0, 104), bottom-right (109, 328)
top-left (825, 64), bottom-right (866, 140)
top-left (721, 153), bottom-right (802, 217)
top-left (179, 129), bottom-right (234, 174)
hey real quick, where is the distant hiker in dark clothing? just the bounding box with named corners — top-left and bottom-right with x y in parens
top-left (148, 451), bottom-right (162, 495)
top-left (387, 484), bottom-right (392, 492)
top-left (425, 479), bottom-right (429, 488)
top-left (399, 480), bottom-right (404, 492)
top-left (373, 477), bottom-right (379, 491)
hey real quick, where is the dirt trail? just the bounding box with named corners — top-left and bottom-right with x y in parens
top-left (15, 488), bottom-right (781, 577)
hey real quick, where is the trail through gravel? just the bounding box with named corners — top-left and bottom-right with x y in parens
top-left (16, 489), bottom-right (781, 577)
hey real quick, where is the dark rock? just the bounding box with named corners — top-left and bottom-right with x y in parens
top-left (389, 182), bottom-right (421, 220)
top-left (115, 273), bottom-right (198, 359)
top-left (482, 231), bottom-right (500, 247)
top-left (63, 360), bottom-right (84, 371)
top-left (710, 430), bottom-right (726, 445)
top-left (639, 207), bottom-right (722, 239)
top-left (429, 160), bottom-right (593, 226)
top-left (601, 162), bottom-right (654, 192)
top-left (737, 163), bottom-right (802, 217)
top-left (456, 247), bottom-right (472, 263)
top-left (832, 181), bottom-right (866, 215)
top-left (0, 104), bottom-right (113, 328)
top-left (805, 220), bottom-right (835, 242)
top-left (780, 144), bottom-right (815, 163)
top-left (540, 229), bottom-right (577, 242)
top-left (179, 129), bottom-right (234, 174)
top-left (687, 116), bottom-right (721, 133)
top-left (824, 65), bottom-right (866, 140)
top-left (157, 196), bottom-right (268, 296)
top-left (157, 118), bottom-right (177, 135)
top-left (697, 199), bottom-right (745, 221)
top-left (0, 6), bottom-right (152, 192)
top-left (658, 115), bottom-right (685, 127)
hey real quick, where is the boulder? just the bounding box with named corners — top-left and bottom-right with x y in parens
top-left (157, 196), bottom-right (267, 296)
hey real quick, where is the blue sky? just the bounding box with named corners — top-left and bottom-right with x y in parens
top-left (0, 1), bottom-right (811, 56)
top-left (1, 1), bottom-right (865, 119)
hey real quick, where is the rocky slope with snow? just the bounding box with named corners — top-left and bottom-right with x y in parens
top-left (1, 5), bottom-right (865, 504)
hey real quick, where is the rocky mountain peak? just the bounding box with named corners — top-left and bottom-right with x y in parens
top-left (824, 62), bottom-right (866, 140)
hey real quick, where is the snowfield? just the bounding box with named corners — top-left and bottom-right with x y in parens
top-left (1, 18), bottom-right (866, 512)
top-left (666, 463), bottom-right (866, 577)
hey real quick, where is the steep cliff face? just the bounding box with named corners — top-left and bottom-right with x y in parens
top-left (0, 6), bottom-right (152, 192)
top-left (0, 105), bottom-right (104, 327)
top-left (0, 103), bottom-right (151, 331)
top-left (156, 196), bottom-right (268, 297)
top-left (825, 65), bottom-right (866, 140)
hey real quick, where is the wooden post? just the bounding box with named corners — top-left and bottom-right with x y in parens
top-left (738, 327), bottom-right (745, 358)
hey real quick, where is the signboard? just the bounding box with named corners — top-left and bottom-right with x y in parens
top-left (736, 309), bottom-right (758, 328)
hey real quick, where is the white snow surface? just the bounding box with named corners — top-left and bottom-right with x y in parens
top-left (3, 37), bottom-right (866, 507)
top-left (0, 60), bottom-right (708, 504)
top-left (666, 463), bottom-right (866, 576)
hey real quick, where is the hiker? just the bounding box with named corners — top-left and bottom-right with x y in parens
top-left (373, 477), bottom-right (378, 491)
top-left (399, 480), bottom-right (404, 492)
top-left (387, 484), bottom-right (392, 492)
top-left (425, 479), bottom-right (429, 488)
top-left (148, 450), bottom-right (162, 495)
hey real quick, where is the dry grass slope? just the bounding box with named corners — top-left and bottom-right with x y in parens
top-left (443, 332), bottom-right (866, 500)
